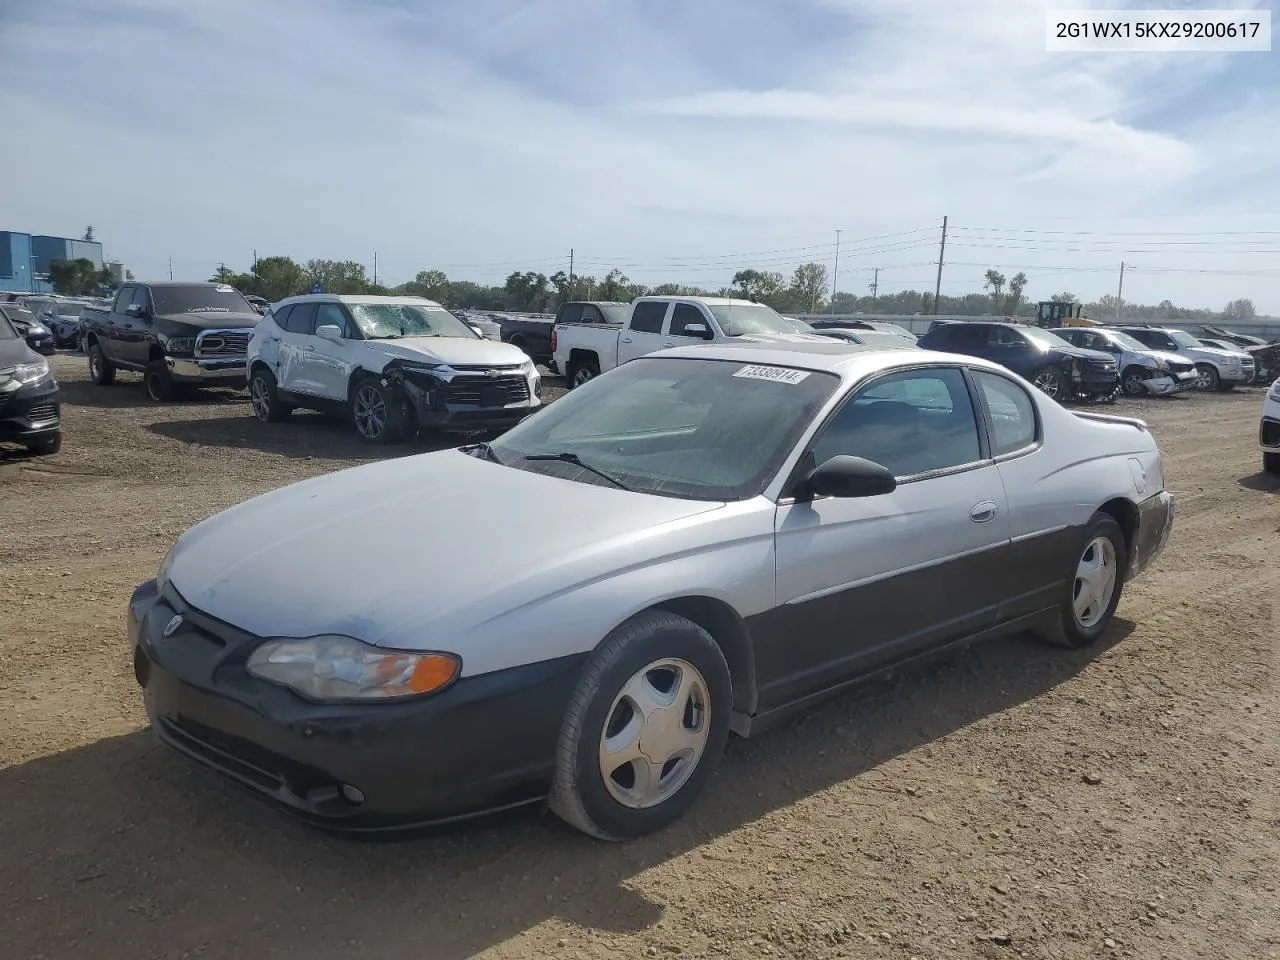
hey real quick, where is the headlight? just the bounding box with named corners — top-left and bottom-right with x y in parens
top-left (156, 547), bottom-right (175, 592)
top-left (246, 635), bottom-right (460, 701)
top-left (0, 357), bottom-right (50, 387)
top-left (1269, 379), bottom-right (1280, 400)
top-left (167, 336), bottom-right (196, 354)
top-left (1154, 358), bottom-right (1170, 372)
top-left (29, 322), bottom-right (50, 336)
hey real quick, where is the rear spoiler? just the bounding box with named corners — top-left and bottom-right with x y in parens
top-left (1073, 410), bottom-right (1149, 433)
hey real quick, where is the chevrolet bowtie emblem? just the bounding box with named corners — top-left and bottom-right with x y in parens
top-left (162, 615), bottom-right (184, 638)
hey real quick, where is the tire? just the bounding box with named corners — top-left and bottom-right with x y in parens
top-left (1121, 366), bottom-right (1150, 397)
top-left (1035, 512), bottom-right (1128, 649)
top-left (1264, 451), bottom-right (1280, 474)
top-left (145, 360), bottom-right (180, 401)
top-left (24, 433), bottom-right (61, 456)
top-left (1030, 366), bottom-right (1069, 402)
top-left (1194, 364), bottom-right (1220, 391)
top-left (549, 610), bottom-right (732, 840)
top-left (248, 367), bottom-right (292, 423)
top-left (87, 342), bottom-right (115, 385)
top-left (350, 375), bottom-right (405, 444)
top-left (567, 357), bottom-right (600, 390)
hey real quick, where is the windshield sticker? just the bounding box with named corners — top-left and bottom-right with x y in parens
top-left (733, 364), bottom-right (811, 385)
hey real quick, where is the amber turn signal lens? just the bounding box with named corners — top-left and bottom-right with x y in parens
top-left (409, 654), bottom-right (460, 694)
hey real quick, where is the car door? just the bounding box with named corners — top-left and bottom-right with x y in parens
top-left (968, 369), bottom-right (1078, 620)
top-left (985, 325), bottom-right (1038, 377)
top-left (103, 285), bottom-right (134, 362)
top-left (616, 301), bottom-right (670, 364)
top-left (277, 301), bottom-right (318, 395)
top-left (300, 302), bottom-right (357, 400)
top-left (758, 365), bottom-right (1009, 712)
top-left (667, 302), bottom-right (715, 347)
top-left (122, 285), bottom-right (154, 366)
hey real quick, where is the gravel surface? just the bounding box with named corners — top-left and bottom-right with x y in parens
top-left (1, 353), bottom-right (1276, 960)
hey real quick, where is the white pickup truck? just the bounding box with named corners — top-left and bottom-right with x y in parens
top-left (550, 296), bottom-right (831, 387)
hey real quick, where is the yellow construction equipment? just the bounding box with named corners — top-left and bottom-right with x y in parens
top-left (1036, 300), bottom-right (1100, 328)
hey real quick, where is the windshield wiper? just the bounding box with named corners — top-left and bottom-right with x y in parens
top-left (523, 452), bottom-right (632, 491)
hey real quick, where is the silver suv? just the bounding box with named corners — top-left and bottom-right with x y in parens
top-left (1116, 325), bottom-right (1254, 391)
top-left (1052, 327), bottom-right (1198, 397)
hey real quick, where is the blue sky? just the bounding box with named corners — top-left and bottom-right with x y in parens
top-left (2, 0), bottom-right (1278, 312)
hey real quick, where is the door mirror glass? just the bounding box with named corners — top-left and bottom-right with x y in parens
top-left (315, 324), bottom-right (343, 342)
top-left (802, 455), bottom-right (897, 499)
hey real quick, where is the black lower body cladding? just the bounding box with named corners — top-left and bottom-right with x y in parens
top-left (130, 580), bottom-right (587, 832)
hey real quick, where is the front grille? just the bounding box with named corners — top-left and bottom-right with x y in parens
top-left (195, 330), bottom-right (252, 358)
top-left (444, 376), bottom-right (530, 407)
top-left (1261, 418), bottom-right (1280, 448)
top-left (1087, 359), bottom-right (1117, 372)
top-left (25, 403), bottom-right (57, 423)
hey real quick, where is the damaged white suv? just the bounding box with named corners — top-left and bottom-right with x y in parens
top-left (247, 295), bottom-right (541, 443)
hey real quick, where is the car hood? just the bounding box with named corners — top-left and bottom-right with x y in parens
top-left (731, 332), bottom-right (834, 344)
top-left (1143, 349), bottom-right (1189, 367)
top-left (370, 335), bottom-right (529, 367)
top-left (156, 310), bottom-right (262, 330)
top-left (1049, 345), bottom-right (1114, 362)
top-left (0, 336), bottom-right (39, 368)
top-left (1193, 346), bottom-right (1249, 360)
top-left (165, 451), bottom-right (724, 647)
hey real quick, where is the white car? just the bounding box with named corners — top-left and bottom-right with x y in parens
top-left (247, 295), bottom-right (541, 443)
top-left (1261, 378), bottom-right (1280, 473)
top-left (132, 340), bottom-right (1173, 839)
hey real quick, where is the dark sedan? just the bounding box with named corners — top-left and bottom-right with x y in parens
top-left (0, 311), bottom-right (61, 454)
top-left (0, 305), bottom-right (56, 356)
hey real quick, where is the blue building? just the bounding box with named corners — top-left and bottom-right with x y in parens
top-left (0, 230), bottom-right (105, 293)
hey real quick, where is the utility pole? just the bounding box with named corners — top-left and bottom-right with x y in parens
top-left (932, 216), bottom-right (948, 315)
top-left (168, 256), bottom-right (173, 281)
top-left (830, 228), bottom-right (842, 313)
top-left (869, 267), bottom-right (880, 299)
top-left (252, 249), bottom-right (258, 286)
top-left (569, 248), bottom-right (575, 291)
top-left (1115, 261), bottom-right (1126, 322)
top-left (373, 251), bottom-right (378, 288)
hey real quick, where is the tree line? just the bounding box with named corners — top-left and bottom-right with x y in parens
top-left (187, 255), bottom-right (1265, 324)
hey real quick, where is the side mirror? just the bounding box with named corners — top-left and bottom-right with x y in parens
top-left (799, 455), bottom-right (897, 500)
top-left (682, 322), bottom-right (713, 340)
top-left (315, 324), bottom-right (343, 342)
top-left (125, 303), bottom-right (146, 318)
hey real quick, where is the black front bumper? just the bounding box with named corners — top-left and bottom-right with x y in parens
top-left (130, 580), bottom-right (586, 832)
top-left (0, 377), bottom-right (61, 443)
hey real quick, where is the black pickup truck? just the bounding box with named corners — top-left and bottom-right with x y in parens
top-left (83, 282), bottom-right (261, 400)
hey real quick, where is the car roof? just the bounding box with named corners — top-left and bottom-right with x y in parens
top-left (654, 338), bottom-right (1008, 380)
top-left (638, 295), bottom-right (761, 307)
top-left (276, 294), bottom-right (445, 308)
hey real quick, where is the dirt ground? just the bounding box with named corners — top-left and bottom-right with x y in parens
top-left (1, 353), bottom-right (1276, 960)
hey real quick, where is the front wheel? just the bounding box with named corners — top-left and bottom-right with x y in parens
top-left (1194, 364), bottom-right (1220, 391)
top-left (1035, 512), bottom-right (1128, 649)
top-left (350, 376), bottom-right (406, 444)
top-left (1121, 366), bottom-right (1151, 396)
top-left (248, 368), bottom-right (292, 423)
top-left (549, 610), bottom-right (732, 840)
top-left (1264, 451), bottom-right (1280, 474)
top-left (1031, 366), bottom-right (1069, 401)
top-left (145, 360), bottom-right (180, 401)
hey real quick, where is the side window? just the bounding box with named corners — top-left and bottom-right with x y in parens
top-left (270, 304), bottom-right (294, 330)
top-left (112, 286), bottom-right (133, 312)
top-left (286, 302), bottom-right (317, 335)
top-left (669, 303), bottom-right (708, 337)
top-left (132, 286), bottom-right (151, 311)
top-left (973, 370), bottom-right (1037, 456)
top-left (629, 301), bottom-right (668, 334)
top-left (315, 303), bottom-right (349, 336)
top-left (810, 367), bottom-right (982, 478)
top-left (988, 326), bottom-right (1024, 347)
top-left (560, 304), bottom-right (585, 324)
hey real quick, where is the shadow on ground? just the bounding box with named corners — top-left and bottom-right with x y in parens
top-left (1237, 470), bottom-right (1279, 493)
top-left (56, 376), bottom-right (248, 410)
top-left (0, 622), bottom-right (1132, 960)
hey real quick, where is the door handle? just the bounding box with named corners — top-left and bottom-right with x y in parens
top-left (969, 500), bottom-right (999, 523)
top-left (620, 337), bottom-right (633, 344)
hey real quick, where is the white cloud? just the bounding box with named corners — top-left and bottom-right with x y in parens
top-left (0, 0), bottom-right (1276, 311)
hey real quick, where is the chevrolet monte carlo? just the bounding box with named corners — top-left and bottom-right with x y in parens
top-left (129, 341), bottom-right (1174, 840)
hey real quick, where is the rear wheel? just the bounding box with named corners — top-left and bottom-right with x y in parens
top-left (87, 342), bottom-right (115, 385)
top-left (1036, 512), bottom-right (1127, 649)
top-left (350, 376), bottom-right (405, 444)
top-left (248, 368), bottom-right (292, 423)
top-left (549, 610), bottom-right (732, 840)
top-left (568, 358), bottom-right (600, 389)
top-left (1031, 366), bottom-right (1068, 401)
top-left (1194, 364), bottom-right (1220, 391)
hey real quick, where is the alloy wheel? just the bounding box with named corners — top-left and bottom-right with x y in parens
top-left (1123, 373), bottom-right (1147, 396)
top-left (1072, 536), bottom-right (1117, 629)
top-left (250, 377), bottom-right (271, 422)
top-left (1033, 371), bottom-right (1061, 399)
top-left (598, 658), bottom-right (710, 810)
top-left (353, 384), bottom-right (387, 439)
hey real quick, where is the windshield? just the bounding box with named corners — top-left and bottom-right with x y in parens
top-left (708, 303), bottom-right (795, 337)
top-left (152, 285), bottom-right (253, 314)
top-left (1168, 330), bottom-right (1204, 348)
top-left (1106, 331), bottom-right (1148, 352)
top-left (1022, 327), bottom-right (1073, 349)
top-left (5, 308), bottom-right (38, 326)
top-left (489, 355), bottom-right (839, 500)
top-left (0, 314), bottom-right (16, 341)
top-left (859, 331), bottom-right (917, 348)
top-left (785, 318), bottom-right (816, 332)
top-left (350, 302), bottom-right (477, 340)
top-left (872, 322), bottom-right (916, 340)
top-left (56, 303), bottom-right (83, 318)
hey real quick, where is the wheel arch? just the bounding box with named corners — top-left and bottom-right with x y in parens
top-left (1096, 496), bottom-right (1138, 558)
top-left (635, 595), bottom-right (758, 727)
